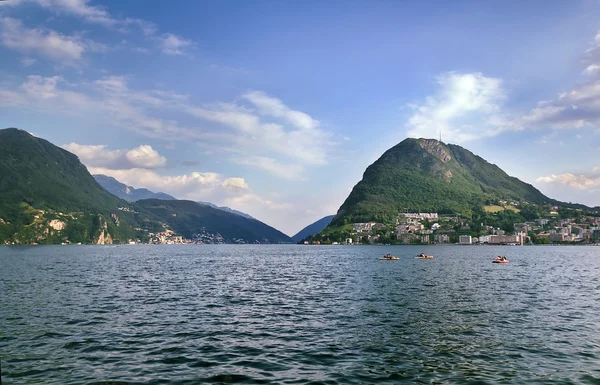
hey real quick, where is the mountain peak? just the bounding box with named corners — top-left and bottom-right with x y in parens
top-left (331, 139), bottom-right (555, 226)
top-left (1, 127), bottom-right (34, 139)
top-left (416, 138), bottom-right (451, 163)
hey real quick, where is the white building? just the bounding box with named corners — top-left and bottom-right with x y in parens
top-left (398, 212), bottom-right (439, 221)
top-left (459, 235), bottom-right (472, 245)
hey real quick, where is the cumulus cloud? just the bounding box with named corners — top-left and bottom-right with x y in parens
top-left (159, 33), bottom-right (193, 55)
top-left (536, 172), bottom-right (600, 190)
top-left (405, 72), bottom-right (509, 142)
top-left (62, 143), bottom-right (167, 169)
top-left (222, 177), bottom-right (249, 190)
top-left (125, 145), bottom-right (167, 168)
top-left (88, 167), bottom-right (252, 203)
top-left (535, 168), bottom-right (600, 207)
top-left (0, 17), bottom-right (92, 63)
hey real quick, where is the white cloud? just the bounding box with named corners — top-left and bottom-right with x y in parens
top-left (34, 0), bottom-right (156, 35)
top-left (62, 143), bottom-right (167, 169)
top-left (242, 90), bottom-right (319, 131)
top-left (94, 75), bottom-right (128, 93)
top-left (37, 0), bottom-right (116, 26)
top-left (22, 75), bottom-right (62, 99)
top-left (0, 17), bottom-right (102, 63)
top-left (521, 78), bottom-right (600, 129)
top-left (16, 75), bottom-right (91, 107)
top-left (185, 93), bottom-right (332, 166)
top-left (84, 165), bottom-right (301, 232)
top-left (159, 33), bottom-right (193, 55)
top-left (238, 156), bottom-right (305, 180)
top-left (536, 172), bottom-right (600, 190)
top-left (4, 1), bottom-right (193, 55)
top-left (0, 17), bottom-right (83, 61)
top-left (520, 30), bottom-right (600, 131)
top-left (406, 72), bottom-right (509, 142)
top-left (125, 145), bottom-right (167, 168)
top-left (1, 74), bottom-right (334, 181)
top-left (583, 64), bottom-right (600, 75)
top-left (87, 167), bottom-right (252, 203)
top-left (222, 177), bottom-right (249, 190)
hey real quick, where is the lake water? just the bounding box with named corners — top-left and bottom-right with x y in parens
top-left (1, 245), bottom-right (600, 384)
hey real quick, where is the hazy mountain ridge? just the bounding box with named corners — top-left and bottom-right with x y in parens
top-left (94, 174), bottom-right (176, 202)
top-left (197, 201), bottom-right (255, 219)
top-left (93, 174), bottom-right (255, 219)
top-left (136, 199), bottom-right (292, 244)
top-left (292, 215), bottom-right (335, 242)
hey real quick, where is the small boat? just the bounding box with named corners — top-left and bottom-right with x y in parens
top-left (380, 254), bottom-right (399, 260)
top-left (415, 253), bottom-right (433, 259)
top-left (492, 256), bottom-right (509, 264)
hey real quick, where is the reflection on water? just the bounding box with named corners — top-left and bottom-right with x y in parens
top-left (1, 244), bottom-right (600, 384)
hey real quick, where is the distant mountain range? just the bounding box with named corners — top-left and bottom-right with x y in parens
top-left (4, 127), bottom-right (596, 245)
top-left (292, 215), bottom-right (335, 242)
top-left (94, 174), bottom-right (176, 201)
top-left (94, 174), bottom-right (254, 219)
top-left (137, 199), bottom-right (291, 244)
top-left (196, 201), bottom-right (254, 219)
top-left (0, 128), bottom-right (291, 244)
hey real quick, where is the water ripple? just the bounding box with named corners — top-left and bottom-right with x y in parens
top-left (2, 245), bottom-right (600, 384)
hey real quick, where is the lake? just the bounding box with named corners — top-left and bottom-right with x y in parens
top-left (1, 244), bottom-right (600, 384)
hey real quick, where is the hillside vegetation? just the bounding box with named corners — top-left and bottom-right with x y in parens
top-left (0, 128), bottom-right (164, 244)
top-left (331, 138), bottom-right (555, 227)
top-left (136, 199), bottom-right (292, 243)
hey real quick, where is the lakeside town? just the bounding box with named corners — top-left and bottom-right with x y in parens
top-left (305, 203), bottom-right (600, 246)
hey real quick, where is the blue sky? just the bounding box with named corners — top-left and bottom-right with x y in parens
top-left (2, 0), bottom-right (600, 235)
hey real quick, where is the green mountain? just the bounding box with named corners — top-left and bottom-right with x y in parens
top-left (0, 128), bottom-right (165, 244)
top-left (292, 215), bottom-right (335, 243)
top-left (331, 138), bottom-right (559, 227)
top-left (136, 199), bottom-right (292, 243)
